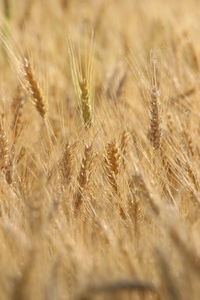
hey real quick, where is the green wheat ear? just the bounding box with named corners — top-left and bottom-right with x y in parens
top-left (68, 36), bottom-right (95, 129)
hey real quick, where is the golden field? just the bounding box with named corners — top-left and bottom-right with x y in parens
top-left (0, 0), bottom-right (200, 299)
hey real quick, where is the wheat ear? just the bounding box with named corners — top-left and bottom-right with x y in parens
top-left (12, 87), bottom-right (25, 142)
top-left (105, 140), bottom-right (127, 218)
top-left (0, 122), bottom-right (9, 170)
top-left (59, 143), bottom-right (75, 187)
top-left (105, 140), bottom-right (121, 193)
top-left (23, 57), bottom-right (47, 120)
top-left (120, 130), bottom-right (130, 167)
top-left (74, 144), bottom-right (95, 211)
top-left (68, 38), bottom-right (94, 129)
top-left (148, 56), bottom-right (161, 150)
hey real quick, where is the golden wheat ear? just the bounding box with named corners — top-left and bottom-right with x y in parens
top-left (74, 144), bottom-right (95, 211)
top-left (104, 140), bottom-right (121, 193)
top-left (148, 54), bottom-right (161, 150)
top-left (0, 121), bottom-right (9, 171)
top-left (23, 57), bottom-right (47, 120)
top-left (11, 87), bottom-right (25, 143)
top-left (68, 36), bottom-right (95, 129)
top-left (22, 57), bottom-right (55, 153)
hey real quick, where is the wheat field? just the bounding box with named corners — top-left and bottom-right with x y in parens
top-left (0, 0), bottom-right (200, 299)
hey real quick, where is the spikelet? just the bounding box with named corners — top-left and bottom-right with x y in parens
top-left (104, 140), bottom-right (127, 219)
top-left (148, 56), bottom-right (161, 150)
top-left (104, 140), bottom-right (121, 193)
top-left (23, 57), bottom-right (47, 120)
top-left (59, 143), bottom-right (75, 187)
top-left (68, 38), bottom-right (94, 129)
top-left (79, 78), bottom-right (92, 128)
top-left (128, 177), bottom-right (142, 235)
top-left (74, 144), bottom-right (95, 211)
top-left (148, 87), bottom-right (161, 150)
top-left (120, 130), bottom-right (130, 167)
top-left (4, 144), bottom-right (15, 185)
top-left (0, 122), bottom-right (9, 170)
top-left (12, 87), bottom-right (25, 142)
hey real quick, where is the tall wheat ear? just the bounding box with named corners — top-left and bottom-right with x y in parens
top-left (104, 140), bottom-right (127, 219)
top-left (68, 37), bottom-right (94, 129)
top-left (104, 140), bottom-right (121, 194)
top-left (23, 56), bottom-right (54, 153)
top-left (59, 142), bottom-right (76, 188)
top-left (23, 57), bottom-right (47, 120)
top-left (0, 121), bottom-right (9, 171)
top-left (148, 55), bottom-right (161, 150)
top-left (74, 144), bottom-right (96, 212)
top-left (12, 87), bottom-right (25, 143)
